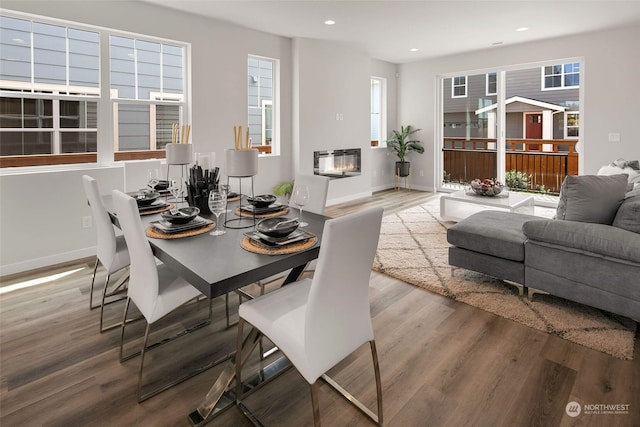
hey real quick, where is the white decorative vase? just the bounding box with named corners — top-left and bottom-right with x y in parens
top-left (225, 149), bottom-right (258, 177)
top-left (166, 143), bottom-right (193, 165)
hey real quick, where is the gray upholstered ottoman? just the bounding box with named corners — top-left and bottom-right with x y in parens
top-left (447, 210), bottom-right (539, 286)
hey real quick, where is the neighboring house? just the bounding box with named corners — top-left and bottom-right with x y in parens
top-left (443, 63), bottom-right (580, 148)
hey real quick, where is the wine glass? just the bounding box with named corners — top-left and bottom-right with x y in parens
top-left (168, 177), bottom-right (183, 205)
top-left (292, 184), bottom-right (310, 227)
top-left (208, 190), bottom-right (227, 236)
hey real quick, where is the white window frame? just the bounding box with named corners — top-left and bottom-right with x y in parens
top-left (565, 111), bottom-right (579, 139)
top-left (452, 76), bottom-right (467, 98)
top-left (370, 76), bottom-right (387, 148)
top-left (247, 54), bottom-right (279, 156)
top-left (0, 10), bottom-right (191, 167)
top-left (486, 72), bottom-right (497, 96)
top-left (261, 99), bottom-right (272, 146)
top-left (541, 62), bottom-right (580, 91)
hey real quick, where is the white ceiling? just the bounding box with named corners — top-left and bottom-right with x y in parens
top-left (142, 0), bottom-right (640, 63)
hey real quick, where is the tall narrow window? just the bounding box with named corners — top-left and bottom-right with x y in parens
top-left (370, 77), bottom-right (386, 147)
top-left (566, 112), bottom-right (579, 138)
top-left (248, 55), bottom-right (277, 155)
top-left (486, 72), bottom-right (497, 96)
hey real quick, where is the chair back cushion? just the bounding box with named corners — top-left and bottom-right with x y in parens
top-left (290, 174), bottom-right (330, 215)
top-left (305, 207), bottom-right (383, 373)
top-left (83, 175), bottom-right (119, 268)
top-left (112, 190), bottom-right (160, 318)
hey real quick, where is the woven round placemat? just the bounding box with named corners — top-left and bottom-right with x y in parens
top-left (140, 203), bottom-right (174, 216)
top-left (241, 235), bottom-right (317, 255)
top-left (234, 207), bottom-right (289, 218)
top-left (145, 223), bottom-right (215, 239)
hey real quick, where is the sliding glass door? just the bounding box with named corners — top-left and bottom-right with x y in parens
top-left (438, 59), bottom-right (581, 197)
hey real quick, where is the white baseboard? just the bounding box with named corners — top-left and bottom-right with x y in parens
top-left (326, 191), bottom-right (373, 206)
top-left (0, 247), bottom-right (96, 277)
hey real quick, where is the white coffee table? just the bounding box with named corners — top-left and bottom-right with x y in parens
top-left (440, 189), bottom-right (535, 222)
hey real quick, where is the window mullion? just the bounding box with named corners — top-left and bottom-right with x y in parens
top-left (52, 98), bottom-right (61, 154)
top-left (98, 32), bottom-right (114, 164)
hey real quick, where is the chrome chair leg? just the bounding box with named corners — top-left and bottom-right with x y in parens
top-left (89, 258), bottom-right (100, 309)
top-left (370, 340), bottom-right (383, 426)
top-left (137, 322), bottom-right (153, 402)
top-left (121, 295), bottom-right (232, 402)
top-left (99, 270), bottom-right (130, 333)
top-left (235, 318), bottom-right (245, 403)
top-left (319, 340), bottom-right (383, 425)
top-left (310, 382), bottom-right (321, 427)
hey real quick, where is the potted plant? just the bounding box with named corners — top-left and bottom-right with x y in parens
top-left (387, 125), bottom-right (424, 177)
top-left (273, 180), bottom-right (294, 203)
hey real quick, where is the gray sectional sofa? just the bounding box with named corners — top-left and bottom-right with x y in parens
top-left (447, 174), bottom-right (640, 322)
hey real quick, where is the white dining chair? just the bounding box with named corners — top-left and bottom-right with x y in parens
top-left (289, 173), bottom-right (330, 216)
top-left (112, 189), bottom-right (226, 402)
top-left (236, 207), bottom-right (384, 426)
top-left (82, 175), bottom-right (130, 332)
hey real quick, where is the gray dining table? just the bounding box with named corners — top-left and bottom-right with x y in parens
top-left (103, 194), bottom-right (328, 425)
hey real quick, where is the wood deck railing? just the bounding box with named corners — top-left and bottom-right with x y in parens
top-left (442, 137), bottom-right (578, 194)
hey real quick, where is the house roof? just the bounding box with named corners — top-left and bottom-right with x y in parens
top-left (475, 96), bottom-right (567, 115)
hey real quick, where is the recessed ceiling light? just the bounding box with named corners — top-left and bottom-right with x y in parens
top-left (324, 20), bottom-right (336, 25)
top-left (410, 48), bottom-right (419, 52)
top-left (516, 27), bottom-right (529, 32)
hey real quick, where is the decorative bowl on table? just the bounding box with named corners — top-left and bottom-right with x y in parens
top-left (256, 217), bottom-right (300, 238)
top-left (470, 178), bottom-right (504, 197)
top-left (161, 206), bottom-right (200, 224)
top-left (247, 194), bottom-right (277, 208)
top-left (151, 179), bottom-right (169, 192)
top-left (135, 190), bottom-right (160, 206)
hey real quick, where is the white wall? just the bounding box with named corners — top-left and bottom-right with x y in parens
top-left (293, 38), bottom-right (376, 204)
top-left (398, 23), bottom-right (640, 191)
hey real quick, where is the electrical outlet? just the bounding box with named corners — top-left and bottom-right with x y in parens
top-left (82, 216), bottom-right (92, 229)
top-left (608, 132), bottom-right (621, 143)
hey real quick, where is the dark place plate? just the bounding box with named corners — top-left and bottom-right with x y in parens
top-left (150, 216), bottom-right (213, 234)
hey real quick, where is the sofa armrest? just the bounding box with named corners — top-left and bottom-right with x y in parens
top-left (523, 219), bottom-right (640, 264)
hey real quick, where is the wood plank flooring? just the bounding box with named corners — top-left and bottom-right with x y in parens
top-left (1, 189), bottom-right (638, 427)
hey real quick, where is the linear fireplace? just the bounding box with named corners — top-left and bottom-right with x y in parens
top-left (313, 148), bottom-right (361, 179)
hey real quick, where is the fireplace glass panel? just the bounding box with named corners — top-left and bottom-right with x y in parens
top-left (314, 148), bottom-right (361, 179)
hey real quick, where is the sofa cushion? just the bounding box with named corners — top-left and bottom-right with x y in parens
top-left (613, 192), bottom-right (640, 234)
top-left (523, 219), bottom-right (640, 264)
top-left (447, 211), bottom-right (537, 262)
top-left (556, 174), bottom-right (627, 224)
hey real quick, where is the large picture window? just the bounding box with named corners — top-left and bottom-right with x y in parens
top-left (0, 12), bottom-right (189, 167)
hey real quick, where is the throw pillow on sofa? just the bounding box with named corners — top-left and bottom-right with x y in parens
top-left (556, 174), bottom-right (628, 224)
top-left (612, 191), bottom-right (640, 234)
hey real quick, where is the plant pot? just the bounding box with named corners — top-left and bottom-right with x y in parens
top-left (396, 161), bottom-right (410, 177)
top-left (166, 143), bottom-right (192, 165)
top-left (225, 148), bottom-right (258, 177)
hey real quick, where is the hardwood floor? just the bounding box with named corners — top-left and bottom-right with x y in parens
top-left (1, 189), bottom-right (638, 427)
